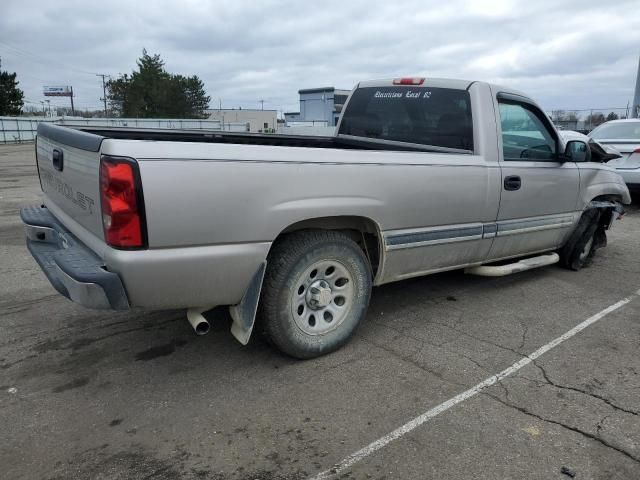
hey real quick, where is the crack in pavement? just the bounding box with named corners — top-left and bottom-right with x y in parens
top-left (531, 359), bottom-right (640, 417)
top-left (518, 322), bottom-right (528, 351)
top-left (359, 316), bottom-right (495, 381)
top-left (424, 316), bottom-right (640, 418)
top-left (359, 336), bottom-right (467, 389)
top-left (485, 391), bottom-right (640, 465)
top-left (453, 350), bottom-right (489, 372)
top-left (427, 319), bottom-right (527, 358)
top-left (596, 415), bottom-right (610, 435)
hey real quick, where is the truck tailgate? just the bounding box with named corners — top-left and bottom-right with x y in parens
top-left (36, 123), bottom-right (105, 241)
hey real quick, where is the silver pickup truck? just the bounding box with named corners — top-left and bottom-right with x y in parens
top-left (22, 77), bottom-right (630, 358)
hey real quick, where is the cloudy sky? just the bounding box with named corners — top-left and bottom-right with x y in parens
top-left (1, 0), bottom-right (639, 116)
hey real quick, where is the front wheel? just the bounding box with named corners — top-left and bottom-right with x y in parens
top-left (258, 230), bottom-right (372, 359)
top-left (560, 209), bottom-right (601, 271)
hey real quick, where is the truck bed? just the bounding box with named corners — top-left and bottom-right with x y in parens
top-left (68, 126), bottom-right (457, 153)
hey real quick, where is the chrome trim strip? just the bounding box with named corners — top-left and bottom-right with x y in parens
top-left (496, 215), bottom-right (574, 237)
top-left (383, 214), bottom-right (576, 251)
top-left (482, 223), bottom-right (497, 238)
top-left (384, 224), bottom-right (483, 251)
top-left (386, 234), bottom-right (483, 251)
top-left (496, 222), bottom-right (572, 236)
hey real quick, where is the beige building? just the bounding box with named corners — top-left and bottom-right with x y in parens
top-left (207, 109), bottom-right (278, 133)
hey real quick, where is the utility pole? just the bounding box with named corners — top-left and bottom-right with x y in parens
top-left (632, 54), bottom-right (640, 118)
top-left (96, 74), bottom-right (108, 117)
top-left (40, 101), bottom-right (45, 117)
top-left (70, 86), bottom-right (75, 116)
top-left (259, 99), bottom-right (264, 110)
top-left (45, 100), bottom-right (51, 117)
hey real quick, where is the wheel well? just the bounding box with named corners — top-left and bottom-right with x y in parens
top-left (278, 216), bottom-right (382, 278)
top-left (591, 194), bottom-right (622, 203)
top-left (589, 195), bottom-right (623, 229)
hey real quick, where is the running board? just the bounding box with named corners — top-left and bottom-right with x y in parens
top-left (465, 253), bottom-right (559, 277)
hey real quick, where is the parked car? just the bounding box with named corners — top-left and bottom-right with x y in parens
top-left (559, 130), bottom-right (623, 163)
top-left (22, 77), bottom-right (630, 358)
top-left (589, 119), bottom-right (640, 193)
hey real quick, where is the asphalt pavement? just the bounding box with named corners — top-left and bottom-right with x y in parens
top-left (1, 143), bottom-right (639, 479)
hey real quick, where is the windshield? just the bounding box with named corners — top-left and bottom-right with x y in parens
top-left (339, 86), bottom-right (473, 150)
top-left (590, 122), bottom-right (640, 140)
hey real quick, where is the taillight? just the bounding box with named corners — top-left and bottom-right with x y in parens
top-left (634, 148), bottom-right (640, 154)
top-left (392, 77), bottom-right (425, 85)
top-left (100, 156), bottom-right (146, 249)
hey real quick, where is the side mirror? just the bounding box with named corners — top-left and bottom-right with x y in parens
top-left (563, 140), bottom-right (591, 163)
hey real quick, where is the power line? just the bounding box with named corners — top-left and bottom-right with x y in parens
top-left (0, 57), bottom-right (52, 83)
top-left (1, 46), bottom-right (113, 114)
top-left (0, 40), bottom-right (97, 75)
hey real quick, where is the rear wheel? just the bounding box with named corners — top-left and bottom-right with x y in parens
top-left (258, 230), bottom-right (372, 359)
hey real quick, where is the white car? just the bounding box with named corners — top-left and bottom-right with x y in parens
top-left (559, 130), bottom-right (623, 163)
top-left (589, 119), bottom-right (640, 194)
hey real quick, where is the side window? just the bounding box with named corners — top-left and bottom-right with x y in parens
top-left (499, 102), bottom-right (557, 161)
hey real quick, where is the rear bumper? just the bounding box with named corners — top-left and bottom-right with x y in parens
top-left (21, 205), bottom-right (129, 310)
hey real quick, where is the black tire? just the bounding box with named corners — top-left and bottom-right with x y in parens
top-left (258, 230), bottom-right (372, 359)
top-left (559, 209), bottom-right (602, 271)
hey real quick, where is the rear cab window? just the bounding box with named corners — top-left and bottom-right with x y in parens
top-left (338, 86), bottom-right (473, 151)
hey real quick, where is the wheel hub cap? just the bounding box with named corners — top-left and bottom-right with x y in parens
top-left (291, 260), bottom-right (354, 336)
top-left (307, 280), bottom-right (332, 309)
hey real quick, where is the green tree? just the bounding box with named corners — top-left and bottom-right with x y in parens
top-left (0, 58), bottom-right (25, 116)
top-left (107, 50), bottom-right (210, 118)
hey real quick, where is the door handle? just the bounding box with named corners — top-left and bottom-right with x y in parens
top-left (504, 175), bottom-right (521, 191)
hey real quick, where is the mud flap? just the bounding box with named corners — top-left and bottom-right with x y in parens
top-left (229, 262), bottom-right (266, 345)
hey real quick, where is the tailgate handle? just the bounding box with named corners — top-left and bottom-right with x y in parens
top-left (52, 149), bottom-right (64, 171)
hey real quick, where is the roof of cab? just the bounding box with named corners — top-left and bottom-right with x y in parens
top-left (355, 77), bottom-right (533, 101)
top-left (356, 77), bottom-right (474, 90)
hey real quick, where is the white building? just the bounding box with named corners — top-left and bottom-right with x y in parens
top-left (284, 87), bottom-right (351, 127)
top-left (206, 109), bottom-right (278, 133)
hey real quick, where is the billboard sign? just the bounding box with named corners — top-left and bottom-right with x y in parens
top-left (43, 86), bottom-right (72, 97)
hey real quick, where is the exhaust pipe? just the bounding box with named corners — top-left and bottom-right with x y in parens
top-left (186, 307), bottom-right (211, 335)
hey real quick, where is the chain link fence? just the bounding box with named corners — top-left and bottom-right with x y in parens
top-left (547, 107), bottom-right (633, 133)
top-left (4, 107), bottom-right (639, 144)
top-left (0, 116), bottom-right (249, 144)
top-left (0, 117), bottom-right (56, 143)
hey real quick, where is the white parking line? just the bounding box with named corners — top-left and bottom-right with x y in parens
top-left (310, 290), bottom-right (640, 480)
